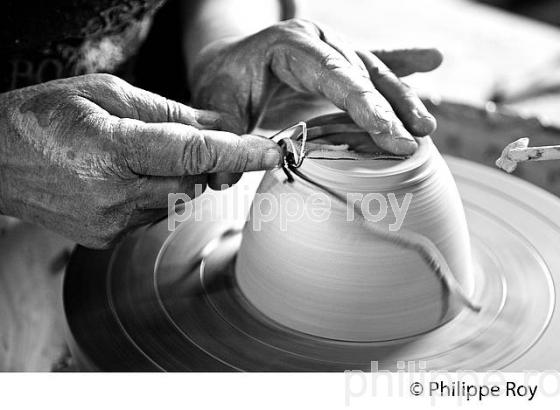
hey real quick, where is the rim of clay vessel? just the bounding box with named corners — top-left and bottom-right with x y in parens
top-left (279, 113), bottom-right (437, 192)
top-left (299, 137), bottom-right (434, 192)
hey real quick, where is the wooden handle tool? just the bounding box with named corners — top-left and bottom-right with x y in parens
top-left (496, 137), bottom-right (560, 173)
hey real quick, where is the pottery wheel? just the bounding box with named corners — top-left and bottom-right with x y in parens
top-left (64, 156), bottom-right (560, 371)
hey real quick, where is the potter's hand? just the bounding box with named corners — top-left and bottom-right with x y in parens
top-left (190, 19), bottom-right (442, 156)
top-left (0, 74), bottom-right (282, 248)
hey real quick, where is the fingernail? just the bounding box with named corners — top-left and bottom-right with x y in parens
top-left (263, 149), bottom-right (282, 169)
top-left (393, 123), bottom-right (418, 155)
top-left (394, 137), bottom-right (418, 155)
top-left (415, 110), bottom-right (434, 121)
top-left (195, 111), bottom-right (221, 128)
top-left (421, 114), bottom-right (437, 133)
top-left (413, 110), bottom-right (437, 136)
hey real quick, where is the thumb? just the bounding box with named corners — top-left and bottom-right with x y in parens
top-left (372, 48), bottom-right (443, 77)
top-left (117, 119), bottom-right (283, 176)
top-left (190, 130), bottom-right (284, 174)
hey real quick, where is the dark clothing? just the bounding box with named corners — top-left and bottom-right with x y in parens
top-left (0, 0), bottom-right (190, 100)
top-left (1, 0), bottom-right (295, 99)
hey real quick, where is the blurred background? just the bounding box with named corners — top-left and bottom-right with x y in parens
top-left (297, 0), bottom-right (560, 125)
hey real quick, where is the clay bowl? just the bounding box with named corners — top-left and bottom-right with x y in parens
top-left (235, 113), bottom-right (475, 342)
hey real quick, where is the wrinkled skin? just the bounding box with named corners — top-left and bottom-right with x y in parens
top-left (0, 19), bottom-right (443, 248)
top-left (190, 19), bottom-right (443, 186)
top-left (0, 74), bottom-right (282, 248)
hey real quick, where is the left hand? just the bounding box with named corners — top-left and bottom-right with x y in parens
top-left (189, 19), bottom-right (442, 161)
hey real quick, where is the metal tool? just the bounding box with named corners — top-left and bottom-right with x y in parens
top-left (270, 119), bottom-right (408, 169)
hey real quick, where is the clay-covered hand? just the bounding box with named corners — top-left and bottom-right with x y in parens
top-left (0, 74), bottom-right (282, 248)
top-left (190, 18), bottom-right (443, 156)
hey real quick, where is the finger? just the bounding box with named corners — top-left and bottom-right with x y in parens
top-left (113, 119), bottom-right (283, 176)
top-left (88, 77), bottom-right (223, 129)
top-left (357, 50), bottom-right (437, 136)
top-left (311, 23), bottom-right (368, 75)
top-left (372, 48), bottom-right (443, 77)
top-left (126, 87), bottom-right (223, 128)
top-left (313, 32), bottom-right (431, 138)
top-left (272, 39), bottom-right (417, 154)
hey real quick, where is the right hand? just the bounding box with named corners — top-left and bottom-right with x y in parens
top-left (0, 74), bottom-right (282, 248)
top-left (191, 19), bottom-right (443, 155)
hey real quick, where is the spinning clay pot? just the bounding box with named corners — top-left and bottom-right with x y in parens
top-left (235, 114), bottom-right (475, 342)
